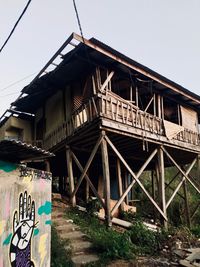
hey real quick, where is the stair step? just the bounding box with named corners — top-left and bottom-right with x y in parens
top-left (60, 231), bottom-right (86, 241)
top-left (71, 240), bottom-right (92, 253)
top-left (52, 212), bottom-right (65, 220)
top-left (57, 224), bottom-right (78, 233)
top-left (71, 254), bottom-right (99, 266)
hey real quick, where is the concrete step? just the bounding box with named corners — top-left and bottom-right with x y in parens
top-left (71, 240), bottom-right (92, 253)
top-left (57, 223), bottom-right (78, 234)
top-left (71, 253), bottom-right (99, 266)
top-left (52, 217), bottom-right (73, 226)
top-left (60, 231), bottom-right (86, 241)
top-left (52, 211), bottom-right (65, 219)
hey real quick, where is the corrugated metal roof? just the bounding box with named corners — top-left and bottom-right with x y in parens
top-left (0, 139), bottom-right (54, 162)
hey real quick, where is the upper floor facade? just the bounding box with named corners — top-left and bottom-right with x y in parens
top-left (1, 33), bottom-right (200, 154)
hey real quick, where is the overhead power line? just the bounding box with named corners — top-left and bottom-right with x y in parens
top-left (72, 0), bottom-right (84, 41)
top-left (0, 0), bottom-right (32, 54)
top-left (0, 71), bottom-right (37, 92)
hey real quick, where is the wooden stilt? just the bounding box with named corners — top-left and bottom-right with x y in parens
top-left (183, 180), bottom-right (191, 228)
top-left (124, 171), bottom-right (129, 204)
top-left (101, 132), bottom-right (112, 227)
top-left (66, 146), bottom-right (76, 207)
top-left (45, 160), bottom-right (50, 172)
top-left (86, 179), bottom-right (89, 202)
top-left (151, 170), bottom-right (156, 222)
top-left (158, 146), bottom-right (167, 228)
top-left (117, 158), bottom-right (124, 211)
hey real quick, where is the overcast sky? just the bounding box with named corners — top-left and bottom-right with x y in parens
top-left (0, 0), bottom-right (199, 116)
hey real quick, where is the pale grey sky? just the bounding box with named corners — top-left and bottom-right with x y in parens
top-left (0, 0), bottom-right (200, 115)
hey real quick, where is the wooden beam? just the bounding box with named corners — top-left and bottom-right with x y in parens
top-left (111, 147), bottom-right (158, 216)
top-left (101, 132), bottom-right (112, 226)
top-left (162, 147), bottom-right (200, 194)
top-left (166, 158), bottom-right (196, 209)
top-left (100, 71), bottom-right (115, 92)
top-left (71, 151), bottom-right (105, 209)
top-left (157, 146), bottom-right (167, 228)
top-left (105, 136), bottom-right (167, 220)
top-left (71, 135), bottom-right (103, 198)
top-left (116, 158), bottom-right (124, 210)
top-left (183, 180), bottom-right (191, 228)
top-left (66, 147), bottom-right (76, 207)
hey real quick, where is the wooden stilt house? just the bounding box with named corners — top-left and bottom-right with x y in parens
top-left (2, 33), bottom-right (200, 227)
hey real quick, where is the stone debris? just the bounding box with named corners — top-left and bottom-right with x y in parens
top-left (174, 248), bottom-right (200, 267)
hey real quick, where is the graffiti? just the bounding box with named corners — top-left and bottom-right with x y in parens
top-left (19, 166), bottom-right (52, 181)
top-left (38, 202), bottom-right (51, 216)
top-left (33, 229), bottom-right (39, 236)
top-left (9, 191), bottom-right (37, 267)
top-left (3, 234), bottom-right (12, 246)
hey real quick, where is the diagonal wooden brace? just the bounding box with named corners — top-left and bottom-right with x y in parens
top-left (162, 147), bottom-right (200, 194)
top-left (105, 135), bottom-right (167, 221)
top-left (71, 135), bottom-right (103, 198)
top-left (166, 157), bottom-right (197, 209)
top-left (110, 147), bottom-right (158, 216)
top-left (71, 151), bottom-right (106, 209)
top-left (100, 71), bottom-right (115, 92)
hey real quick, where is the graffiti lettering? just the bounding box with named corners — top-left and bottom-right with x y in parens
top-left (19, 166), bottom-right (51, 181)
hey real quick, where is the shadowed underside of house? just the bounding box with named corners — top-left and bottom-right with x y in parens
top-left (1, 33), bottom-right (200, 227)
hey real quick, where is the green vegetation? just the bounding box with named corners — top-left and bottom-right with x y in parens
top-left (66, 208), bottom-right (135, 265)
top-left (51, 226), bottom-right (72, 267)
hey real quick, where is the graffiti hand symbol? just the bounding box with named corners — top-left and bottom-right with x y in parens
top-left (10, 191), bottom-right (35, 267)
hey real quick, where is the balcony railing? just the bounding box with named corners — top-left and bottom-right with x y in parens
top-left (43, 92), bottom-right (200, 150)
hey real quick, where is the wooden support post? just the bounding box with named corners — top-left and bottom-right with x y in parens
top-left (117, 159), bottom-right (124, 210)
top-left (66, 147), bottom-right (76, 207)
top-left (183, 180), bottom-right (191, 228)
top-left (124, 172), bottom-right (129, 204)
top-left (151, 170), bottom-right (156, 222)
top-left (45, 160), bottom-right (50, 172)
top-left (101, 132), bottom-right (112, 227)
top-left (157, 95), bottom-right (161, 118)
top-left (158, 146), bottom-right (167, 228)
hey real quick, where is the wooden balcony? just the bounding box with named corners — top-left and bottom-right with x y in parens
top-left (43, 92), bottom-right (200, 151)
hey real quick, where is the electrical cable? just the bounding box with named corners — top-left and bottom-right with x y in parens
top-left (72, 0), bottom-right (84, 41)
top-left (0, 0), bottom-right (32, 54)
top-left (0, 91), bottom-right (20, 97)
top-left (0, 71), bottom-right (37, 92)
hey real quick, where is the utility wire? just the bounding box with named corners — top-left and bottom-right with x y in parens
top-left (72, 0), bottom-right (84, 41)
top-left (0, 91), bottom-right (20, 97)
top-left (0, 72), bottom-right (37, 92)
top-left (0, 0), bottom-right (32, 54)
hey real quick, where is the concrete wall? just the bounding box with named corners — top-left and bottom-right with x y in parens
top-left (0, 117), bottom-right (33, 143)
top-left (0, 161), bottom-right (51, 267)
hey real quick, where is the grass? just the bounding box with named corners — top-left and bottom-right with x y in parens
top-left (51, 225), bottom-right (73, 267)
